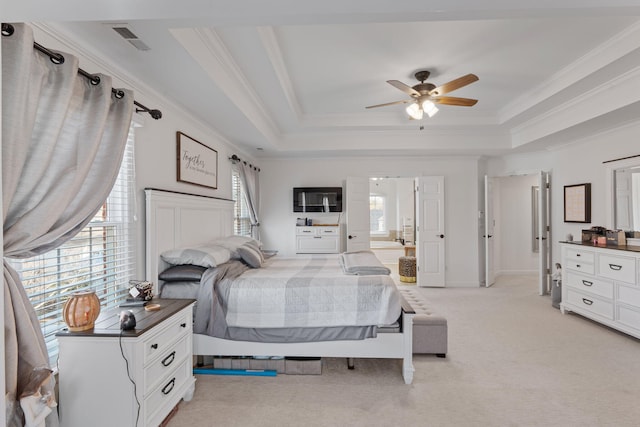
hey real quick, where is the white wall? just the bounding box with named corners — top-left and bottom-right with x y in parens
top-left (487, 121), bottom-right (640, 268)
top-left (259, 156), bottom-right (481, 287)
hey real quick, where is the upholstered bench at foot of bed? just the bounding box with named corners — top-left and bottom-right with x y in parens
top-left (398, 287), bottom-right (448, 357)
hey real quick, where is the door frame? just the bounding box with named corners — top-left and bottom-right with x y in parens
top-left (483, 171), bottom-right (551, 294)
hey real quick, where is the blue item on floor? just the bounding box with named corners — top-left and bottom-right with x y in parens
top-left (193, 368), bottom-right (277, 376)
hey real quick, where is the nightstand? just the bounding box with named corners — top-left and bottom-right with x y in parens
top-left (56, 298), bottom-right (196, 427)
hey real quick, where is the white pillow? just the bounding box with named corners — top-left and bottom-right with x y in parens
top-left (161, 244), bottom-right (231, 268)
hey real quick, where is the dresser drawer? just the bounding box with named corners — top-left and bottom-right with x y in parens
top-left (618, 284), bottom-right (640, 309)
top-left (565, 259), bottom-right (595, 275)
top-left (144, 334), bottom-right (190, 394)
top-left (144, 310), bottom-right (191, 364)
top-left (617, 305), bottom-right (640, 331)
top-left (598, 254), bottom-right (636, 284)
top-left (296, 227), bottom-right (316, 235)
top-left (566, 289), bottom-right (614, 320)
top-left (565, 248), bottom-right (595, 263)
top-left (565, 272), bottom-right (613, 299)
top-left (318, 227), bottom-right (339, 235)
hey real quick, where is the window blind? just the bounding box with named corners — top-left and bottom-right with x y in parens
top-left (9, 124), bottom-right (138, 363)
top-left (232, 168), bottom-right (252, 236)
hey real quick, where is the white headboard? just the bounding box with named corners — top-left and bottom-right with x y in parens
top-left (145, 189), bottom-right (234, 291)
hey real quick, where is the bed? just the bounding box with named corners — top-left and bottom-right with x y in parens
top-left (145, 189), bottom-right (415, 384)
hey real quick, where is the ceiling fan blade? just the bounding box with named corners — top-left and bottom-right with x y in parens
top-left (387, 80), bottom-right (421, 98)
top-left (365, 99), bottom-right (412, 109)
top-left (433, 96), bottom-right (478, 106)
top-left (429, 74), bottom-right (479, 96)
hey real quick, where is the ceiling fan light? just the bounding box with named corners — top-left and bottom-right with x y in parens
top-left (422, 100), bottom-right (439, 117)
top-left (406, 103), bottom-right (423, 120)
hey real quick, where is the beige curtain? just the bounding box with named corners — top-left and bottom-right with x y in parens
top-left (236, 161), bottom-right (261, 240)
top-left (2, 23), bottom-right (133, 426)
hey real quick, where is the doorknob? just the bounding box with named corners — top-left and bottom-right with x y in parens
top-left (348, 235), bottom-right (356, 239)
top-left (438, 234), bottom-right (444, 238)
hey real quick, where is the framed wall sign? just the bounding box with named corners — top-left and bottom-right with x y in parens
top-left (176, 131), bottom-right (217, 189)
top-left (564, 183), bottom-right (591, 223)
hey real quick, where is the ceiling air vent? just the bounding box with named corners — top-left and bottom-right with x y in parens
top-left (110, 24), bottom-right (151, 51)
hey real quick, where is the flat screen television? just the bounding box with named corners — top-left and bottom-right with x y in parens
top-left (293, 187), bottom-right (342, 212)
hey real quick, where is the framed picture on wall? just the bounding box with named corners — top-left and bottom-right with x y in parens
top-left (176, 131), bottom-right (218, 189)
top-left (564, 183), bottom-right (591, 223)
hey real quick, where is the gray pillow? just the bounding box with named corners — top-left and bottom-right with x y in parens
top-left (159, 264), bottom-right (207, 282)
top-left (237, 243), bottom-right (264, 268)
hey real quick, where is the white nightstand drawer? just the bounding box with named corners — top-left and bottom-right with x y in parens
top-left (144, 334), bottom-right (190, 394)
top-left (565, 248), bottom-right (595, 263)
top-left (565, 272), bottom-right (613, 299)
top-left (144, 311), bottom-right (191, 364)
top-left (565, 259), bottom-right (595, 275)
top-left (144, 357), bottom-right (192, 423)
top-left (598, 254), bottom-right (636, 284)
top-left (566, 289), bottom-right (614, 320)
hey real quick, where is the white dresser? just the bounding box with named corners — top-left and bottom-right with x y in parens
top-left (295, 225), bottom-right (341, 253)
top-left (57, 299), bottom-right (196, 427)
top-left (560, 242), bottom-right (640, 339)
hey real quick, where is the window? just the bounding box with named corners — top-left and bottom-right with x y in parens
top-left (370, 194), bottom-right (387, 234)
top-left (232, 168), bottom-right (251, 236)
top-left (8, 124), bottom-right (138, 363)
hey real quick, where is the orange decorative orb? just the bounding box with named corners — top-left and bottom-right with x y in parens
top-left (62, 291), bottom-right (101, 332)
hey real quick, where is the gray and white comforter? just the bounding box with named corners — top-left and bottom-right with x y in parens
top-left (193, 256), bottom-right (401, 338)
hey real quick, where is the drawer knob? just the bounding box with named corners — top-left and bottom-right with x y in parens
top-left (582, 280), bottom-right (593, 287)
top-left (151, 343), bottom-right (158, 349)
top-left (576, 264), bottom-right (581, 268)
top-left (162, 351), bottom-right (176, 367)
top-left (162, 378), bottom-right (176, 395)
top-left (180, 323), bottom-right (187, 328)
top-left (582, 298), bottom-right (593, 306)
top-left (609, 264), bottom-right (622, 271)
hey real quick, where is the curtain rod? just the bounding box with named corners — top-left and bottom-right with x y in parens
top-left (2, 22), bottom-right (162, 120)
top-left (602, 154), bottom-right (640, 164)
top-left (229, 154), bottom-right (260, 172)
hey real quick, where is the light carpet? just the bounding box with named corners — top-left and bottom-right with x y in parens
top-left (167, 275), bottom-right (640, 427)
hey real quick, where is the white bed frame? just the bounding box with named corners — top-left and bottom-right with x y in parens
top-left (145, 189), bottom-right (415, 384)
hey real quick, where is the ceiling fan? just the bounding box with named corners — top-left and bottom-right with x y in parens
top-left (366, 70), bottom-right (479, 119)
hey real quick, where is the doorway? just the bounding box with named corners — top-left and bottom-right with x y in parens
top-left (367, 177), bottom-right (415, 268)
top-left (484, 172), bottom-right (550, 295)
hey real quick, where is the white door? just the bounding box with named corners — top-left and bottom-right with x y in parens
top-left (416, 176), bottom-right (445, 287)
top-left (484, 175), bottom-right (496, 287)
top-left (537, 171), bottom-right (551, 295)
top-left (346, 176), bottom-right (370, 252)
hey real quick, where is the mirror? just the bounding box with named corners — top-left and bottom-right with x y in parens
top-left (605, 156), bottom-right (640, 231)
top-left (613, 166), bottom-right (640, 230)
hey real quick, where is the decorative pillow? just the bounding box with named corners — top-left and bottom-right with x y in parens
top-left (158, 264), bottom-right (207, 282)
top-left (161, 244), bottom-right (231, 268)
top-left (237, 243), bottom-right (264, 268)
top-left (211, 235), bottom-right (263, 259)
